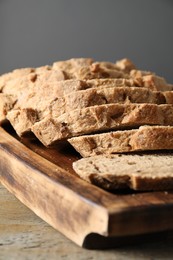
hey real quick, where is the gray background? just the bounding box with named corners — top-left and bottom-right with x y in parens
top-left (1, 0), bottom-right (173, 82)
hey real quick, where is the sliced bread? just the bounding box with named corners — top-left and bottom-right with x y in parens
top-left (4, 79), bottom-right (137, 131)
top-left (31, 103), bottom-right (173, 146)
top-left (69, 125), bottom-right (173, 157)
top-left (6, 80), bottom-right (173, 133)
top-left (5, 78), bottom-right (167, 136)
top-left (72, 153), bottom-right (173, 191)
top-left (49, 86), bottom-right (166, 118)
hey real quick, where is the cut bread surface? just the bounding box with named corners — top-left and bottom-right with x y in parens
top-left (73, 153), bottom-right (173, 191)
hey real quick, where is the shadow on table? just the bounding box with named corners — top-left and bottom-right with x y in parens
top-left (83, 230), bottom-right (173, 250)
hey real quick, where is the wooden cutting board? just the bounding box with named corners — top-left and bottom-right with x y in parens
top-left (1, 125), bottom-right (173, 249)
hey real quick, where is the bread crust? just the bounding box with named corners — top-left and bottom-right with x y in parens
top-left (69, 126), bottom-right (173, 157)
top-left (31, 104), bottom-right (173, 146)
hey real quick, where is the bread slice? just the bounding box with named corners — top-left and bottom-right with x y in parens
top-left (69, 125), bottom-right (173, 157)
top-left (53, 58), bottom-right (131, 80)
top-left (72, 153), bottom-right (173, 191)
top-left (0, 65), bottom-right (53, 92)
top-left (13, 78), bottom-right (142, 108)
top-left (7, 108), bottom-right (38, 137)
top-left (1, 68), bottom-right (67, 96)
top-left (130, 70), bottom-right (173, 91)
top-left (52, 58), bottom-right (94, 70)
top-left (0, 67), bottom-right (35, 91)
top-left (31, 103), bottom-right (173, 146)
top-left (49, 86), bottom-right (166, 118)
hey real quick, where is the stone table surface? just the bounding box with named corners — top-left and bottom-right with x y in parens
top-left (1, 183), bottom-right (173, 260)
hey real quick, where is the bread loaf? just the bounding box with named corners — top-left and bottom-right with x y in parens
top-left (1, 57), bottom-right (173, 193)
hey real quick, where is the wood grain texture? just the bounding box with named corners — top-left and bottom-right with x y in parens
top-left (1, 125), bottom-right (173, 248)
top-left (2, 184), bottom-right (173, 259)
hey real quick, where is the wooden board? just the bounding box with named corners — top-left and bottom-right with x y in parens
top-left (1, 125), bottom-right (173, 249)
